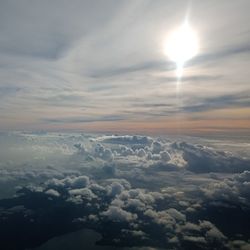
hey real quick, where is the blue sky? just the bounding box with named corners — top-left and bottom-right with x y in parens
top-left (0, 0), bottom-right (250, 134)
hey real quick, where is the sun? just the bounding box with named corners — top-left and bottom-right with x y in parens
top-left (164, 21), bottom-right (199, 78)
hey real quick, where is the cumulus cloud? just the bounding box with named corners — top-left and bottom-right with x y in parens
top-left (1, 132), bottom-right (250, 249)
top-left (68, 188), bottom-right (97, 201)
top-left (176, 220), bottom-right (227, 249)
top-left (94, 143), bottom-right (114, 161)
top-left (136, 148), bottom-right (147, 158)
top-left (97, 135), bottom-right (153, 146)
top-left (182, 235), bottom-right (206, 244)
top-left (151, 141), bottom-right (164, 154)
top-left (160, 151), bottom-right (171, 162)
top-left (202, 170), bottom-right (250, 205)
top-left (172, 142), bottom-right (250, 173)
top-left (102, 205), bottom-right (137, 222)
top-left (117, 145), bottom-right (135, 157)
top-left (74, 143), bottom-right (85, 154)
top-left (1, 168), bottom-right (247, 250)
top-left (107, 182), bottom-right (125, 197)
top-left (166, 208), bottom-right (186, 222)
top-left (69, 176), bottom-right (90, 188)
top-left (46, 175), bottom-right (90, 189)
top-left (144, 209), bottom-right (177, 230)
top-left (228, 240), bottom-right (250, 250)
top-left (45, 189), bottom-right (60, 197)
top-left (121, 229), bottom-right (148, 239)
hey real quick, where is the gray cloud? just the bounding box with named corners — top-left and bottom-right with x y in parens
top-left (0, 1), bottom-right (250, 130)
top-left (183, 93), bottom-right (250, 113)
top-left (188, 42), bottom-right (250, 67)
top-left (172, 141), bottom-right (250, 173)
top-left (0, 0), bottom-right (122, 59)
top-left (43, 115), bottom-right (125, 124)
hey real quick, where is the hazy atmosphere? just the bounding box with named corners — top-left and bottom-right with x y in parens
top-left (1, 0), bottom-right (250, 135)
top-left (0, 1), bottom-right (250, 250)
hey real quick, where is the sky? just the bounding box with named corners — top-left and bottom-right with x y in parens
top-left (0, 0), bottom-right (250, 135)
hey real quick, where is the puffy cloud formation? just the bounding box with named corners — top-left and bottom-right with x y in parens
top-left (28, 171), bottom-right (245, 245)
top-left (68, 175), bottom-right (90, 188)
top-left (68, 188), bottom-right (96, 198)
top-left (94, 143), bottom-right (114, 161)
top-left (160, 151), bottom-right (171, 162)
top-left (97, 135), bottom-right (153, 146)
top-left (2, 170), bottom-right (250, 250)
top-left (136, 148), bottom-right (147, 158)
top-left (107, 182), bottom-right (125, 197)
top-left (177, 220), bottom-right (227, 243)
top-left (151, 141), bottom-right (164, 154)
top-left (46, 175), bottom-right (90, 189)
top-left (45, 189), bottom-right (60, 197)
top-left (1, 132), bottom-right (250, 249)
top-left (172, 142), bottom-right (250, 173)
top-left (102, 206), bottom-right (138, 222)
top-left (202, 170), bottom-right (250, 204)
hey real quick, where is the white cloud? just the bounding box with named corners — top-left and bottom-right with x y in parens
top-left (68, 176), bottom-right (90, 189)
top-left (94, 143), bottom-right (114, 161)
top-left (107, 182), bottom-right (125, 197)
top-left (202, 170), bottom-right (250, 204)
top-left (45, 189), bottom-right (60, 197)
top-left (172, 141), bottom-right (250, 173)
top-left (102, 205), bottom-right (137, 222)
top-left (144, 209), bottom-right (176, 230)
top-left (160, 151), bottom-right (171, 162)
top-left (68, 188), bottom-right (94, 197)
top-left (166, 208), bottom-right (186, 222)
top-left (182, 236), bottom-right (206, 244)
top-left (68, 188), bottom-right (97, 203)
top-left (97, 135), bottom-right (153, 146)
top-left (136, 148), bottom-right (147, 158)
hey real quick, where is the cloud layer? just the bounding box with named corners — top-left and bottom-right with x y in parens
top-left (0, 132), bottom-right (250, 249)
top-left (0, 0), bottom-right (250, 134)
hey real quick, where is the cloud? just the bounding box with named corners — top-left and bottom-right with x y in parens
top-left (43, 115), bottom-right (125, 124)
top-left (88, 60), bottom-right (167, 78)
top-left (107, 182), bottom-right (125, 197)
top-left (45, 189), bottom-right (60, 197)
top-left (0, 0), bottom-right (121, 59)
top-left (68, 176), bottom-right (90, 188)
top-left (46, 175), bottom-right (90, 189)
top-left (0, 169), bottom-right (246, 249)
top-left (74, 143), bottom-right (85, 154)
top-left (183, 92), bottom-right (250, 113)
top-left (68, 188), bottom-right (97, 201)
top-left (0, 86), bottom-right (22, 98)
top-left (228, 240), bottom-right (250, 250)
top-left (177, 220), bottom-right (227, 249)
top-left (172, 141), bottom-right (250, 173)
top-left (102, 206), bottom-right (138, 222)
top-left (94, 144), bottom-right (114, 161)
top-left (1, 132), bottom-right (250, 249)
top-left (136, 148), bottom-right (147, 158)
top-left (0, 1), bottom-right (250, 132)
top-left (166, 208), bottom-right (186, 222)
top-left (97, 135), bottom-right (153, 146)
top-left (182, 235), bottom-right (206, 244)
top-left (189, 42), bottom-right (250, 68)
top-left (202, 170), bottom-right (250, 205)
top-left (121, 229), bottom-right (148, 239)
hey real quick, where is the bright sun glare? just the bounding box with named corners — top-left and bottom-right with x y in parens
top-left (164, 21), bottom-right (199, 78)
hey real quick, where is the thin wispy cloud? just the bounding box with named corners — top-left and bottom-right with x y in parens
top-left (0, 0), bottom-right (249, 134)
